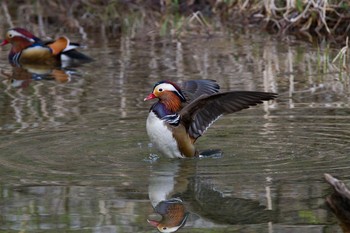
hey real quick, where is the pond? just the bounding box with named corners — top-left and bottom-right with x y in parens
top-left (0, 30), bottom-right (349, 233)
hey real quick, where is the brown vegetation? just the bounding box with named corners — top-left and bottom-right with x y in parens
top-left (0, 0), bottom-right (349, 44)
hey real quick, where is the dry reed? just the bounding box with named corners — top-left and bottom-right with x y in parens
top-left (0, 0), bottom-right (348, 43)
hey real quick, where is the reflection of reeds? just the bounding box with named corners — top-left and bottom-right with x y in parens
top-left (1, 31), bottom-right (350, 133)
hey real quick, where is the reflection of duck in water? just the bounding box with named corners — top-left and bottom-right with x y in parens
top-left (148, 161), bottom-right (191, 232)
top-left (147, 159), bottom-right (273, 232)
top-left (1, 28), bottom-right (92, 66)
top-left (1, 64), bottom-right (72, 88)
top-left (148, 198), bottom-right (189, 233)
top-left (144, 80), bottom-right (277, 158)
top-left (325, 173), bottom-right (350, 233)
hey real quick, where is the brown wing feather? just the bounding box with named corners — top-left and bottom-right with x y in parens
top-left (48, 36), bottom-right (69, 55)
top-left (179, 91), bottom-right (277, 141)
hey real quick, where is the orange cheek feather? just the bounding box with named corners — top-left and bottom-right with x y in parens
top-left (163, 92), bottom-right (182, 113)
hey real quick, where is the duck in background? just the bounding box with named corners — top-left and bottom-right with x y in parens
top-left (1, 27), bottom-right (92, 66)
top-left (324, 173), bottom-right (350, 233)
top-left (144, 79), bottom-right (277, 158)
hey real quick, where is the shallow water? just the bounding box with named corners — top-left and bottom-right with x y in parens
top-left (0, 31), bottom-right (350, 232)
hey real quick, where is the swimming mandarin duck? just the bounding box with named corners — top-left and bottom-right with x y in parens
top-left (325, 173), bottom-right (350, 233)
top-left (144, 80), bottom-right (277, 158)
top-left (1, 28), bottom-right (91, 65)
top-left (148, 198), bottom-right (189, 233)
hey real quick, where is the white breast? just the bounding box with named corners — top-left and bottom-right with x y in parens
top-left (146, 112), bottom-right (183, 158)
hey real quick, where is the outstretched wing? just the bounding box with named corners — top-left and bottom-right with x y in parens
top-left (180, 80), bottom-right (220, 102)
top-left (179, 91), bottom-right (277, 141)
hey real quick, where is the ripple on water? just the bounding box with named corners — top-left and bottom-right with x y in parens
top-left (193, 106), bottom-right (350, 183)
top-left (0, 124), bottom-right (150, 189)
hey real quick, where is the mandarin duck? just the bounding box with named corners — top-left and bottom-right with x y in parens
top-left (148, 198), bottom-right (189, 233)
top-left (325, 173), bottom-right (350, 233)
top-left (1, 28), bottom-right (92, 66)
top-left (144, 80), bottom-right (277, 158)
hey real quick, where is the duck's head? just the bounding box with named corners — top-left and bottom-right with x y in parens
top-left (144, 81), bottom-right (186, 102)
top-left (1, 28), bottom-right (40, 48)
top-left (148, 198), bottom-right (189, 233)
top-left (144, 81), bottom-right (187, 113)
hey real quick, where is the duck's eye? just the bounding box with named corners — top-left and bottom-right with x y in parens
top-left (8, 33), bottom-right (13, 38)
top-left (158, 88), bottom-right (163, 92)
top-left (162, 227), bottom-right (167, 230)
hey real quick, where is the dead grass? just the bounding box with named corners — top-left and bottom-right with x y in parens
top-left (0, 0), bottom-right (349, 44)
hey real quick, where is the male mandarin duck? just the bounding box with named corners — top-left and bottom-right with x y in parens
top-left (1, 28), bottom-right (92, 65)
top-left (325, 173), bottom-right (350, 233)
top-left (144, 79), bottom-right (277, 158)
top-left (148, 198), bottom-right (189, 233)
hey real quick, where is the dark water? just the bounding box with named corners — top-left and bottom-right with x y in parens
top-left (0, 31), bottom-right (349, 233)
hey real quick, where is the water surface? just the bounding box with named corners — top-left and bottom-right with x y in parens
top-left (0, 32), bottom-right (349, 232)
